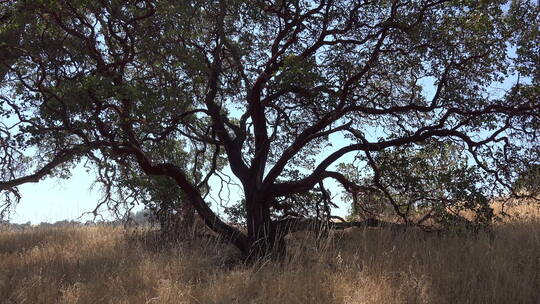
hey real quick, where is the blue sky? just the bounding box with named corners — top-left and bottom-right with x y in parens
top-left (11, 164), bottom-right (102, 224)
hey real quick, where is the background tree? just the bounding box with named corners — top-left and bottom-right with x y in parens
top-left (514, 163), bottom-right (540, 194)
top-left (1, 0), bottom-right (538, 259)
top-left (341, 140), bottom-right (493, 231)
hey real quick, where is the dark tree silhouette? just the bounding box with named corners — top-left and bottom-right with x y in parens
top-left (1, 0), bottom-right (538, 259)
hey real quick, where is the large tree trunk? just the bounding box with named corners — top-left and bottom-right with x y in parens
top-left (131, 150), bottom-right (287, 260)
top-left (132, 156), bottom-right (251, 255)
top-left (245, 196), bottom-right (286, 260)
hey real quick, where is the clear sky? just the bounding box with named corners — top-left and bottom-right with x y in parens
top-left (10, 164), bottom-right (102, 224)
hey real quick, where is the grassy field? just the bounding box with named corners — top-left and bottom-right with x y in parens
top-left (1, 203), bottom-right (539, 304)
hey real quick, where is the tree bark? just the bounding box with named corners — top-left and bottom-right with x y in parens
top-left (127, 148), bottom-right (251, 255)
top-left (245, 196), bottom-right (286, 260)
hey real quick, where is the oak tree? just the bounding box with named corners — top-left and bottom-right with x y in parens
top-left (1, 0), bottom-right (538, 258)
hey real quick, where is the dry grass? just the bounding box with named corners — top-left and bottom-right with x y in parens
top-left (1, 204), bottom-right (539, 304)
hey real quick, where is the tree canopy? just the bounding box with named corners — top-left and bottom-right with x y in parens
top-left (1, 0), bottom-right (538, 258)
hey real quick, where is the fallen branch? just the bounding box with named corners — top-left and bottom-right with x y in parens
top-left (275, 217), bottom-right (411, 235)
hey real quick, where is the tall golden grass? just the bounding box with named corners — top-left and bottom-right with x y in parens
top-left (1, 202), bottom-right (538, 304)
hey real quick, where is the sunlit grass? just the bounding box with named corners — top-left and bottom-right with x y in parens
top-left (1, 203), bottom-right (539, 304)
